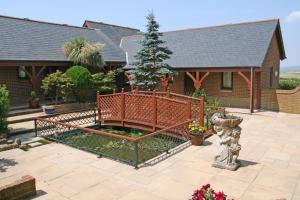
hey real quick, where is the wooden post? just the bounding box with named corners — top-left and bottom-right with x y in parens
top-left (30, 66), bottom-right (37, 92)
top-left (199, 96), bottom-right (205, 127)
top-left (166, 88), bottom-right (170, 98)
top-left (255, 72), bottom-right (261, 109)
top-left (187, 101), bottom-right (192, 120)
top-left (121, 88), bottom-right (125, 125)
top-left (152, 91), bottom-right (157, 131)
top-left (96, 91), bottom-right (101, 124)
top-left (250, 67), bottom-right (254, 113)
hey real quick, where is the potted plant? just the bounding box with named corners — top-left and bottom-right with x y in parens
top-left (28, 91), bottom-right (39, 109)
top-left (188, 120), bottom-right (207, 146)
top-left (42, 105), bottom-right (55, 114)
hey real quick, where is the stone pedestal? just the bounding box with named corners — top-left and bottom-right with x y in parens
top-left (211, 113), bottom-right (243, 171)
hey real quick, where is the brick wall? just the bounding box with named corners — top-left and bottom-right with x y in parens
top-left (261, 86), bottom-right (300, 114)
top-left (0, 66), bottom-right (67, 106)
top-left (0, 66), bottom-right (34, 106)
top-left (0, 175), bottom-right (36, 200)
top-left (171, 72), bottom-right (256, 109)
top-left (260, 33), bottom-right (281, 110)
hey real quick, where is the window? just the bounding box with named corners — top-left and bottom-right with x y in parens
top-left (221, 72), bottom-right (233, 90)
top-left (17, 66), bottom-right (27, 79)
top-left (269, 67), bottom-right (273, 88)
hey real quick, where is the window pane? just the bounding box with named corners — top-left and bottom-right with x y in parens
top-left (18, 66), bottom-right (26, 78)
top-left (222, 72), bottom-right (232, 89)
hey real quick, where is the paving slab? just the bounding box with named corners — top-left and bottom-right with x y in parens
top-left (1, 110), bottom-right (300, 199)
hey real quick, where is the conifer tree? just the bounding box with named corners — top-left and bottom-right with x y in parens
top-left (128, 12), bottom-right (174, 90)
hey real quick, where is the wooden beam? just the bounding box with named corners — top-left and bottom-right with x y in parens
top-left (31, 66), bottom-right (38, 92)
top-left (178, 67), bottom-right (261, 73)
top-left (186, 71), bottom-right (210, 89)
top-left (250, 67), bottom-right (254, 113)
top-left (36, 66), bottom-right (46, 78)
top-left (238, 71), bottom-right (251, 90)
top-left (200, 72), bottom-right (210, 83)
top-left (186, 72), bottom-right (197, 83)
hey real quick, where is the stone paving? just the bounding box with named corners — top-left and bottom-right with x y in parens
top-left (1, 111), bottom-right (300, 199)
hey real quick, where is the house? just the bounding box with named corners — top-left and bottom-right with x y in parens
top-left (120, 19), bottom-right (286, 112)
top-left (0, 15), bottom-right (286, 112)
top-left (0, 15), bottom-right (138, 106)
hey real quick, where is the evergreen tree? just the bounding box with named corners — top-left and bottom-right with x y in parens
top-left (128, 12), bottom-right (174, 90)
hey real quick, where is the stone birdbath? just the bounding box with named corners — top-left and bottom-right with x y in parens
top-left (210, 112), bottom-right (243, 171)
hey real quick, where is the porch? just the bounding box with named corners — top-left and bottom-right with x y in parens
top-left (170, 67), bottom-right (261, 113)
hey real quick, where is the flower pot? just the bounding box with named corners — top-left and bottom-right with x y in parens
top-left (190, 133), bottom-right (204, 146)
top-left (29, 100), bottom-right (39, 109)
top-left (42, 106), bottom-right (55, 114)
top-left (44, 108), bottom-right (55, 114)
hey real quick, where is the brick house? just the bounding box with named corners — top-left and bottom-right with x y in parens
top-left (0, 15), bottom-right (138, 106)
top-left (0, 15), bottom-right (286, 112)
top-left (120, 19), bottom-right (286, 112)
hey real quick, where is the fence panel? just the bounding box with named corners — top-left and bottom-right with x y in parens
top-left (98, 94), bottom-right (122, 121)
top-left (156, 97), bottom-right (189, 127)
top-left (124, 93), bottom-right (154, 124)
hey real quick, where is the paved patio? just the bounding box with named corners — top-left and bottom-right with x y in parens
top-left (1, 111), bottom-right (300, 200)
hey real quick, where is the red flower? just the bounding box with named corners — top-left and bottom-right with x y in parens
top-left (190, 184), bottom-right (230, 200)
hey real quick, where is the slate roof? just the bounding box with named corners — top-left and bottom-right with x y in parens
top-left (0, 15), bottom-right (126, 62)
top-left (83, 20), bottom-right (141, 46)
top-left (121, 19), bottom-right (286, 69)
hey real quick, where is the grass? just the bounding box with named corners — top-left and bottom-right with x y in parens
top-left (278, 77), bottom-right (300, 90)
top-left (47, 125), bottom-right (186, 165)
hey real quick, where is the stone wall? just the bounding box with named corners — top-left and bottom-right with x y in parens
top-left (0, 175), bottom-right (36, 200)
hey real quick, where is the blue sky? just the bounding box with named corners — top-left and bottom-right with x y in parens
top-left (0, 0), bottom-right (299, 67)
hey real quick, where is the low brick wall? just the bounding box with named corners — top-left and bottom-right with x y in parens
top-left (0, 175), bottom-right (36, 200)
top-left (261, 85), bottom-right (300, 114)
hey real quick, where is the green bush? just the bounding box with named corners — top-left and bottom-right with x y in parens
top-left (65, 66), bottom-right (93, 102)
top-left (278, 78), bottom-right (300, 90)
top-left (92, 71), bottom-right (115, 92)
top-left (0, 85), bottom-right (10, 131)
top-left (41, 70), bottom-right (72, 103)
top-left (65, 65), bottom-right (92, 87)
top-left (192, 88), bottom-right (207, 99)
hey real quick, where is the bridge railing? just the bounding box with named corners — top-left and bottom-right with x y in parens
top-left (97, 91), bottom-right (194, 130)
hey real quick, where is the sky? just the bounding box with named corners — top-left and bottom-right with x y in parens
top-left (0, 0), bottom-right (299, 67)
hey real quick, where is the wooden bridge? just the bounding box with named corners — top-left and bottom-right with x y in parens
top-left (97, 90), bottom-right (205, 132)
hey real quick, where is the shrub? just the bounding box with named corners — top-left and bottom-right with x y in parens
top-left (278, 78), bottom-right (300, 90)
top-left (193, 88), bottom-right (207, 100)
top-left (41, 70), bottom-right (72, 104)
top-left (65, 66), bottom-right (93, 102)
top-left (65, 65), bottom-right (92, 87)
top-left (92, 71), bottom-right (115, 92)
top-left (0, 85), bottom-right (10, 131)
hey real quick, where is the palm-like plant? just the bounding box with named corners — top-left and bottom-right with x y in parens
top-left (63, 37), bottom-right (105, 68)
